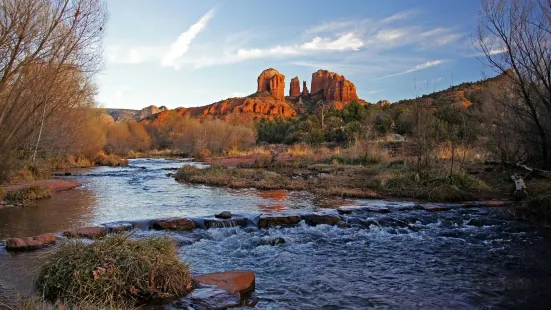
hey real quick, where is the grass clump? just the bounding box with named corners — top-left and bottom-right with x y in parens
top-left (384, 169), bottom-right (489, 202)
top-left (510, 195), bottom-right (551, 227)
top-left (93, 152), bottom-right (129, 167)
top-left (175, 165), bottom-right (303, 190)
top-left (35, 235), bottom-right (192, 308)
top-left (5, 185), bottom-right (51, 201)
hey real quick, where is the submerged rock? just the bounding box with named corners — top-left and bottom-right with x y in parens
top-left (302, 213), bottom-right (341, 226)
top-left (256, 237), bottom-right (286, 246)
top-left (171, 286), bottom-right (241, 310)
top-left (422, 204), bottom-right (451, 212)
top-left (152, 217), bottom-right (196, 231)
top-left (6, 233), bottom-right (56, 251)
top-left (258, 214), bottom-right (301, 228)
top-left (215, 211), bottom-right (232, 219)
top-left (63, 226), bottom-right (108, 239)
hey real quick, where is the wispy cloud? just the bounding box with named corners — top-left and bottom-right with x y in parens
top-left (377, 60), bottom-right (444, 79)
top-left (305, 20), bottom-right (358, 35)
top-left (381, 10), bottom-right (417, 24)
top-left (161, 8), bottom-right (215, 69)
top-left (188, 32), bottom-right (365, 68)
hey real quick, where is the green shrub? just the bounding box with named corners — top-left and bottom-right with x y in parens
top-left (35, 235), bottom-right (192, 308)
top-left (5, 185), bottom-right (51, 201)
top-left (510, 195), bottom-right (551, 227)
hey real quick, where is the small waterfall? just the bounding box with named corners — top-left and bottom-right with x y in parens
top-left (204, 218), bottom-right (247, 229)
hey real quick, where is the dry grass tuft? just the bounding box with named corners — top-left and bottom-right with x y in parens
top-left (35, 235), bottom-right (192, 308)
top-left (5, 185), bottom-right (51, 201)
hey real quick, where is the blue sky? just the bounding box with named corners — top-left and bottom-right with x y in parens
top-left (97, 0), bottom-right (496, 110)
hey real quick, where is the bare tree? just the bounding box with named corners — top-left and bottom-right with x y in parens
top-left (477, 0), bottom-right (551, 168)
top-left (0, 0), bottom-right (107, 175)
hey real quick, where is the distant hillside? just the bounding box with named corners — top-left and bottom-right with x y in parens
top-left (143, 68), bottom-right (363, 123)
top-left (392, 73), bottom-right (508, 108)
top-left (106, 105), bottom-right (167, 122)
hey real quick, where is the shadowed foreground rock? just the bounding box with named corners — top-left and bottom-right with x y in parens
top-left (6, 233), bottom-right (56, 251)
top-left (170, 271), bottom-right (256, 309)
top-left (63, 226), bottom-right (108, 239)
top-left (152, 217), bottom-right (196, 231)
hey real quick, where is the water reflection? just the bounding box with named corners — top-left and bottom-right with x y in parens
top-left (0, 159), bottom-right (354, 239)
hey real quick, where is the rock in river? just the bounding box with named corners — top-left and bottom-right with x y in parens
top-left (63, 226), bottom-right (108, 239)
top-left (194, 270), bottom-right (256, 295)
top-left (215, 211), bottom-right (232, 219)
top-left (6, 233), bottom-right (56, 251)
top-left (302, 213), bottom-right (341, 226)
top-left (152, 217), bottom-right (196, 231)
top-left (258, 214), bottom-right (301, 228)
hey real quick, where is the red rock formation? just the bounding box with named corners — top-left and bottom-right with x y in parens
top-left (257, 68), bottom-right (285, 100)
top-left (194, 271), bottom-right (256, 295)
top-left (310, 70), bottom-right (359, 103)
top-left (302, 81), bottom-right (309, 96)
top-left (289, 76), bottom-right (300, 97)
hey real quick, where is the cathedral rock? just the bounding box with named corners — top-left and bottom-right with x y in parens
top-left (257, 68), bottom-right (285, 100)
top-left (310, 70), bottom-right (359, 103)
top-left (289, 76), bottom-right (300, 98)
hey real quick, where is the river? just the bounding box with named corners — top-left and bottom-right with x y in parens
top-left (0, 158), bottom-right (550, 309)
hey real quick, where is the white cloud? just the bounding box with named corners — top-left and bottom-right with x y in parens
top-left (187, 32), bottom-right (365, 68)
top-left (161, 8), bottom-right (215, 69)
top-left (305, 20), bottom-right (357, 35)
top-left (377, 60), bottom-right (444, 79)
top-left (376, 29), bottom-right (407, 42)
top-left (381, 10), bottom-right (416, 24)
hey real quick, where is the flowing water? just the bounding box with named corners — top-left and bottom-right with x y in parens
top-left (0, 158), bottom-right (550, 309)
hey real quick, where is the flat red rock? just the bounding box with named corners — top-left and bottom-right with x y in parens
top-left (63, 226), bottom-right (108, 239)
top-left (152, 217), bottom-right (196, 231)
top-left (194, 270), bottom-right (256, 295)
top-left (6, 233), bottom-right (56, 251)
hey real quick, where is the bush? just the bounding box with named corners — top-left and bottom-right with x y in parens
top-left (93, 152), bottom-right (129, 167)
top-left (35, 235), bottom-right (192, 308)
top-left (5, 185), bottom-right (51, 201)
top-left (510, 195), bottom-right (551, 227)
top-left (384, 169), bottom-right (489, 202)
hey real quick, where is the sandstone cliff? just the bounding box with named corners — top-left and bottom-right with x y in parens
top-left (289, 76), bottom-right (300, 98)
top-left (139, 105), bottom-right (167, 120)
top-left (310, 70), bottom-right (359, 103)
top-left (257, 68), bottom-right (285, 100)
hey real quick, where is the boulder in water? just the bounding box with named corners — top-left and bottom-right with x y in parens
top-left (63, 226), bottom-right (108, 239)
top-left (258, 214), bottom-right (301, 228)
top-left (303, 213), bottom-right (341, 226)
top-left (102, 222), bottom-right (134, 233)
top-left (215, 211), bottom-right (232, 219)
top-left (152, 217), bottom-right (196, 231)
top-left (6, 233), bottom-right (56, 251)
top-left (194, 270), bottom-right (256, 295)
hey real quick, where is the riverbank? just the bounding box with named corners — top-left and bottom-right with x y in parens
top-left (176, 162), bottom-right (497, 202)
top-left (0, 179), bottom-right (81, 206)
